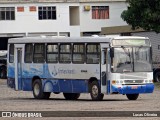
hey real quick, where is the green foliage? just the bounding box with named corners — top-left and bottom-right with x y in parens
top-left (121, 0), bottom-right (160, 33)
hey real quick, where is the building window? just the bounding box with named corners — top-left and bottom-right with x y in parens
top-left (47, 44), bottom-right (58, 63)
top-left (25, 44), bottom-right (33, 63)
top-left (17, 7), bottom-right (24, 12)
top-left (38, 6), bottom-right (56, 20)
top-left (0, 7), bottom-right (15, 20)
top-left (92, 6), bottom-right (109, 19)
top-left (30, 6), bottom-right (36, 12)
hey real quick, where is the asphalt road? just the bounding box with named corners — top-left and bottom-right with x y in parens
top-left (0, 79), bottom-right (160, 120)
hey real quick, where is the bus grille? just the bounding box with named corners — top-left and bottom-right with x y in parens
top-left (124, 80), bottom-right (144, 84)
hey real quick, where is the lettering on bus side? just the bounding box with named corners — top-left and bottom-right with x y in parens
top-left (51, 66), bottom-right (75, 76)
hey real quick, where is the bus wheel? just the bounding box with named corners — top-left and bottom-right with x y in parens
top-left (126, 94), bottom-right (139, 100)
top-left (0, 69), bottom-right (6, 79)
top-left (33, 79), bottom-right (51, 99)
top-left (155, 72), bottom-right (160, 82)
top-left (90, 81), bottom-right (104, 101)
top-left (63, 93), bottom-right (80, 100)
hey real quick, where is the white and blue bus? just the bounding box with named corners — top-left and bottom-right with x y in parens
top-left (7, 36), bottom-right (154, 100)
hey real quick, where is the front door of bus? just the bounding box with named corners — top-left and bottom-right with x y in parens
top-left (101, 46), bottom-right (109, 94)
top-left (15, 45), bottom-right (23, 91)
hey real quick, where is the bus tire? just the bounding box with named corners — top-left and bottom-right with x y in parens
top-left (126, 94), bottom-right (139, 100)
top-left (63, 93), bottom-right (80, 100)
top-left (0, 69), bottom-right (7, 79)
top-left (154, 72), bottom-right (160, 82)
top-left (43, 92), bottom-right (51, 99)
top-left (90, 81), bottom-right (104, 101)
top-left (32, 79), bottom-right (51, 99)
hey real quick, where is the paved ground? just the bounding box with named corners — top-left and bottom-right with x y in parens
top-left (0, 79), bottom-right (160, 120)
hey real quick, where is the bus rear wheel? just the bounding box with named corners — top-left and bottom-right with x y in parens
top-left (90, 81), bottom-right (104, 101)
top-left (63, 93), bottom-right (80, 100)
top-left (32, 79), bottom-right (51, 99)
top-left (126, 94), bottom-right (139, 100)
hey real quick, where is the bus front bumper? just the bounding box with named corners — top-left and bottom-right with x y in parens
top-left (111, 83), bottom-right (154, 94)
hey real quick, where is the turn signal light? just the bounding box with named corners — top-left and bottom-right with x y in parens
top-left (112, 80), bottom-right (116, 84)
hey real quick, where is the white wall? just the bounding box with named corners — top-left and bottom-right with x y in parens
top-left (80, 2), bottom-right (128, 32)
top-left (0, 3), bottom-right (79, 35)
top-left (0, 2), bottom-right (128, 36)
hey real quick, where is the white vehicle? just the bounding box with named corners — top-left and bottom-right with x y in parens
top-left (7, 36), bottom-right (154, 100)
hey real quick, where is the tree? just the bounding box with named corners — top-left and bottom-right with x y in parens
top-left (121, 0), bottom-right (160, 33)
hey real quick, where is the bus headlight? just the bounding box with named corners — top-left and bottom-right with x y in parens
top-left (116, 81), bottom-right (119, 84)
top-left (145, 80), bottom-right (153, 83)
top-left (145, 80), bottom-right (148, 83)
top-left (112, 80), bottom-right (123, 84)
top-left (120, 80), bottom-right (123, 84)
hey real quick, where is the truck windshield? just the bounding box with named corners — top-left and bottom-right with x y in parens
top-left (111, 47), bottom-right (152, 72)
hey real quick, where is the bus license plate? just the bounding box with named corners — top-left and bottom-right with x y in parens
top-left (131, 86), bottom-right (138, 89)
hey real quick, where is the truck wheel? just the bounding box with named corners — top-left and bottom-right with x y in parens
top-left (33, 79), bottom-right (51, 99)
top-left (155, 72), bottom-right (160, 82)
top-left (126, 94), bottom-right (139, 100)
top-left (63, 93), bottom-right (80, 100)
top-left (90, 81), bottom-right (104, 101)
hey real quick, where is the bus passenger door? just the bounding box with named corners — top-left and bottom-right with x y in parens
top-left (15, 45), bottom-right (24, 90)
top-left (101, 45), bottom-right (109, 94)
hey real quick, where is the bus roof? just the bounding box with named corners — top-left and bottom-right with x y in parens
top-left (8, 37), bottom-right (111, 44)
top-left (8, 36), bottom-right (149, 44)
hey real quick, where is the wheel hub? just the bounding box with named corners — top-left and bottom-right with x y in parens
top-left (92, 85), bottom-right (98, 97)
top-left (34, 83), bottom-right (40, 96)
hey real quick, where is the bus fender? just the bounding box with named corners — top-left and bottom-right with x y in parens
top-left (43, 81), bottom-right (53, 92)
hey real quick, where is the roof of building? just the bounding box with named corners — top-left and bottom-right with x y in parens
top-left (0, 0), bottom-right (126, 3)
top-left (101, 25), bottom-right (145, 35)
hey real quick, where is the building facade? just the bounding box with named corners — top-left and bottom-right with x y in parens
top-left (0, 0), bottom-right (127, 50)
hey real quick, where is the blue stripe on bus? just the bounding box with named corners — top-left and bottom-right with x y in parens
top-left (43, 79), bottom-right (89, 93)
top-left (107, 80), bottom-right (110, 94)
top-left (111, 84), bottom-right (154, 94)
top-left (7, 78), bottom-right (89, 93)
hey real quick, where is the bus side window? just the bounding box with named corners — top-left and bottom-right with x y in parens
top-left (86, 43), bottom-right (100, 64)
top-left (59, 44), bottom-right (71, 63)
top-left (46, 44), bottom-right (58, 63)
top-left (9, 44), bottom-right (14, 63)
top-left (33, 43), bottom-right (45, 63)
top-left (25, 44), bottom-right (33, 63)
top-left (73, 43), bottom-right (85, 64)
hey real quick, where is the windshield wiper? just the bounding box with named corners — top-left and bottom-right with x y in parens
top-left (121, 46), bottom-right (131, 57)
top-left (121, 46), bottom-right (133, 72)
top-left (135, 45), bottom-right (143, 56)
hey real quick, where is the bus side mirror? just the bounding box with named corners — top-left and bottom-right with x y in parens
top-left (110, 48), bottom-right (114, 58)
top-left (101, 50), bottom-right (106, 65)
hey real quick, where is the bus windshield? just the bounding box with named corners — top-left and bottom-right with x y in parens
top-left (111, 47), bottom-right (152, 72)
